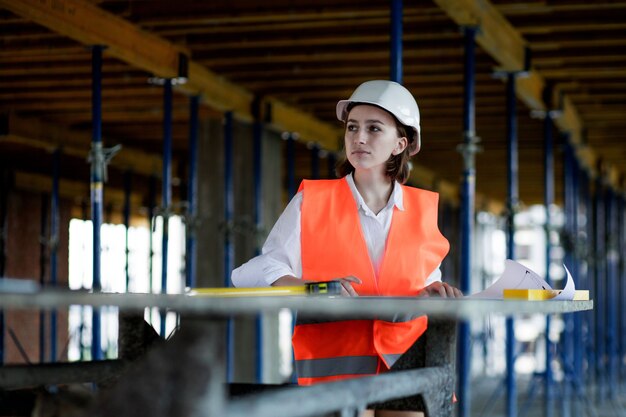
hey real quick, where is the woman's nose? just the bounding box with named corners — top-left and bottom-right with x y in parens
top-left (354, 130), bottom-right (366, 143)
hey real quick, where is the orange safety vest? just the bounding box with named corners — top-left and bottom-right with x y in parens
top-left (292, 178), bottom-right (449, 385)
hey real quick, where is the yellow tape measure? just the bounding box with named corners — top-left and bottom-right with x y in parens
top-left (189, 280), bottom-right (342, 297)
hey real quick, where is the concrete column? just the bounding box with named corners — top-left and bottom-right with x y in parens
top-left (195, 115), bottom-right (285, 383)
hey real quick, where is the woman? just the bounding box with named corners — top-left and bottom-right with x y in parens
top-left (232, 80), bottom-right (462, 416)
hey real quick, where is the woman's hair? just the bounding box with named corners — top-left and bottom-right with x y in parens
top-left (335, 103), bottom-right (413, 184)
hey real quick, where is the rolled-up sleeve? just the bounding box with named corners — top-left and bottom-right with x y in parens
top-left (424, 265), bottom-right (442, 286)
top-left (231, 192), bottom-right (303, 287)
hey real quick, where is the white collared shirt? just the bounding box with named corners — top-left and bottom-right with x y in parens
top-left (231, 174), bottom-right (442, 287)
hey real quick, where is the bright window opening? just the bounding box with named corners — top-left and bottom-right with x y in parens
top-left (67, 216), bottom-right (185, 361)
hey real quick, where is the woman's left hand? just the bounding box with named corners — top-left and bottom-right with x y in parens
top-left (417, 282), bottom-right (463, 298)
top-left (333, 276), bottom-right (362, 297)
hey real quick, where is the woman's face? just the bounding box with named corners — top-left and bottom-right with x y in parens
top-left (344, 104), bottom-right (407, 174)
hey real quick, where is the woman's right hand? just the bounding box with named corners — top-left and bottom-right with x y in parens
top-left (272, 275), bottom-right (362, 297)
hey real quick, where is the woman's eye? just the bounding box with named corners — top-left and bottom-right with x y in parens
top-left (369, 126), bottom-right (381, 132)
top-left (347, 125), bottom-right (358, 131)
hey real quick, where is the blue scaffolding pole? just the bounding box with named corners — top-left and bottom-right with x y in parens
top-left (310, 144), bottom-right (320, 180)
top-left (50, 149), bottom-right (60, 362)
top-left (123, 170), bottom-right (132, 292)
top-left (0, 169), bottom-right (7, 365)
top-left (160, 78), bottom-right (173, 338)
top-left (286, 131), bottom-right (297, 384)
top-left (617, 184), bottom-right (626, 383)
top-left (605, 185), bottom-right (618, 399)
top-left (224, 111), bottom-right (235, 382)
top-left (582, 170), bottom-right (595, 389)
top-left (252, 101), bottom-right (264, 383)
top-left (562, 140), bottom-right (575, 417)
top-left (505, 71), bottom-right (518, 417)
top-left (286, 133), bottom-right (296, 198)
top-left (186, 95), bottom-right (199, 290)
top-left (39, 194), bottom-right (48, 363)
top-left (328, 152), bottom-right (337, 179)
top-left (90, 45), bottom-right (104, 361)
top-left (571, 151), bottom-right (584, 404)
top-left (390, 0), bottom-right (403, 84)
top-left (148, 175), bottom-right (157, 325)
top-left (593, 169), bottom-right (606, 402)
top-left (458, 25), bottom-right (478, 417)
top-left (543, 107), bottom-right (555, 417)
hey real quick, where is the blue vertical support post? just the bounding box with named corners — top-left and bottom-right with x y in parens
top-left (617, 184), bottom-right (626, 384)
top-left (543, 108), bottom-right (555, 417)
top-left (224, 111), bottom-right (235, 382)
top-left (583, 170), bottom-right (595, 387)
top-left (0, 169), bottom-right (8, 364)
top-left (148, 175), bottom-right (157, 325)
top-left (90, 45), bottom-right (104, 361)
top-left (328, 152), bottom-right (337, 179)
top-left (39, 194), bottom-right (48, 363)
top-left (562, 141), bottom-right (575, 417)
top-left (572, 156), bottom-right (584, 404)
top-left (186, 95), bottom-right (199, 290)
top-left (310, 144), bottom-right (320, 180)
top-left (594, 168), bottom-right (606, 402)
top-left (457, 25), bottom-right (478, 417)
top-left (123, 170), bottom-right (132, 292)
top-left (252, 100), bottom-right (264, 382)
top-left (390, 0), bottom-right (403, 84)
top-left (286, 133), bottom-right (296, 198)
top-left (160, 78), bottom-right (173, 338)
top-left (505, 71), bottom-right (518, 417)
top-left (49, 149), bottom-right (60, 362)
top-left (605, 185), bottom-right (618, 399)
top-left (286, 130), bottom-right (297, 385)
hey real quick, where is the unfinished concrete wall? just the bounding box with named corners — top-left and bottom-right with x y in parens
top-left (196, 116), bottom-right (225, 288)
top-left (4, 188), bottom-right (70, 364)
top-left (195, 114), bottom-right (285, 383)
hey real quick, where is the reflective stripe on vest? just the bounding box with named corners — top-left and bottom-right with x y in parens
top-left (293, 178), bottom-right (449, 384)
top-left (381, 353), bottom-right (402, 367)
top-left (295, 313), bottom-right (425, 326)
top-left (296, 355), bottom-right (379, 378)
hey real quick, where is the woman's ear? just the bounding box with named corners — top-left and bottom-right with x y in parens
top-left (392, 136), bottom-right (408, 155)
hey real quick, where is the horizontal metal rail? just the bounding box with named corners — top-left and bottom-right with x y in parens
top-left (0, 290), bottom-right (593, 320)
top-left (0, 359), bottom-right (129, 390)
top-left (224, 366), bottom-right (453, 417)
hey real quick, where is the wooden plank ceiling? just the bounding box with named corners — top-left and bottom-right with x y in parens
top-left (1, 0), bottom-right (625, 216)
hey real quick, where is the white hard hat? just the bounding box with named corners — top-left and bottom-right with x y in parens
top-left (336, 80), bottom-right (421, 155)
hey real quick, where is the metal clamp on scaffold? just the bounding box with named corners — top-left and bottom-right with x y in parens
top-left (188, 280), bottom-right (343, 297)
top-left (87, 143), bottom-right (122, 183)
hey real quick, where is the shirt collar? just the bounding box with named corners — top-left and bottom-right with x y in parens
top-left (345, 173), bottom-right (405, 212)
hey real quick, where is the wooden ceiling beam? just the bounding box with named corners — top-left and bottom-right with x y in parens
top-left (0, 75), bottom-right (149, 90)
top-left (495, 2), bottom-right (626, 15)
top-left (198, 48), bottom-right (464, 67)
top-left (534, 55), bottom-right (626, 68)
top-left (139, 7), bottom-right (431, 28)
top-left (540, 68), bottom-right (626, 78)
top-left (0, 0), bottom-right (339, 149)
top-left (186, 32), bottom-right (460, 52)
top-left (0, 87), bottom-right (164, 101)
top-left (0, 63), bottom-right (134, 77)
top-left (531, 38), bottom-right (626, 51)
top-left (518, 22), bottom-right (626, 35)
top-left (0, 113), bottom-right (165, 177)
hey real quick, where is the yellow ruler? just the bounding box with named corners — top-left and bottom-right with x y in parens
top-left (503, 289), bottom-right (590, 301)
top-left (189, 280), bottom-right (342, 297)
top-left (189, 286), bottom-right (308, 297)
